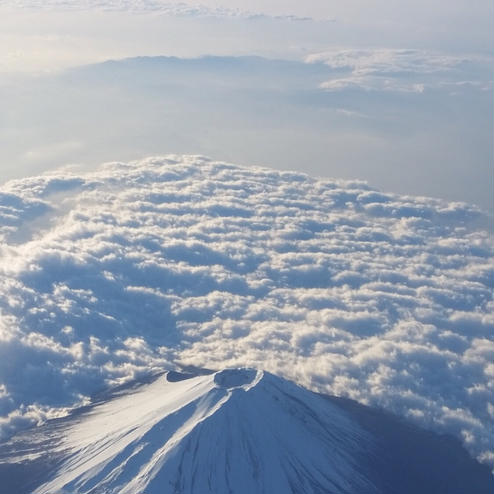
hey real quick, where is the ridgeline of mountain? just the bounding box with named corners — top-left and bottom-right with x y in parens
top-left (0, 369), bottom-right (491, 494)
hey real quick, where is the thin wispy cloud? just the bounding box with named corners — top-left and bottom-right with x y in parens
top-left (2, 0), bottom-right (319, 21)
top-left (307, 48), bottom-right (493, 93)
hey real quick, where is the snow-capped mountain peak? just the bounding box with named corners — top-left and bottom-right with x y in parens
top-left (1, 368), bottom-right (492, 494)
top-left (32, 368), bottom-right (375, 494)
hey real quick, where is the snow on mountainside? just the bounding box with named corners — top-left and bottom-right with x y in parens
top-left (0, 369), bottom-right (492, 494)
top-left (0, 155), bottom-right (492, 467)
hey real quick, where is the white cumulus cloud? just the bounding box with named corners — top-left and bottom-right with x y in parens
top-left (0, 155), bottom-right (492, 465)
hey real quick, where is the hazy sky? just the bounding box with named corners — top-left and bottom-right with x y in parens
top-left (1, 0), bottom-right (492, 72)
top-left (1, 0), bottom-right (492, 212)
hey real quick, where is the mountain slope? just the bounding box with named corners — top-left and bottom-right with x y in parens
top-left (0, 369), bottom-right (492, 494)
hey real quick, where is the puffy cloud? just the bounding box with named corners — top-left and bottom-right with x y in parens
top-left (0, 155), bottom-right (492, 466)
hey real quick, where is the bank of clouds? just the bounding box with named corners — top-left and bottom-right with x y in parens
top-left (0, 156), bottom-right (492, 464)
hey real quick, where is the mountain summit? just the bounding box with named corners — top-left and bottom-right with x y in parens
top-left (0, 368), bottom-right (492, 493)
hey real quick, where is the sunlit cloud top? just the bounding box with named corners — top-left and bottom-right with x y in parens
top-left (0, 156), bottom-right (492, 465)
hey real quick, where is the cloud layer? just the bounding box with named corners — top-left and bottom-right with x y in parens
top-left (0, 156), bottom-right (492, 465)
top-left (2, 0), bottom-right (316, 21)
top-left (306, 48), bottom-right (492, 93)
